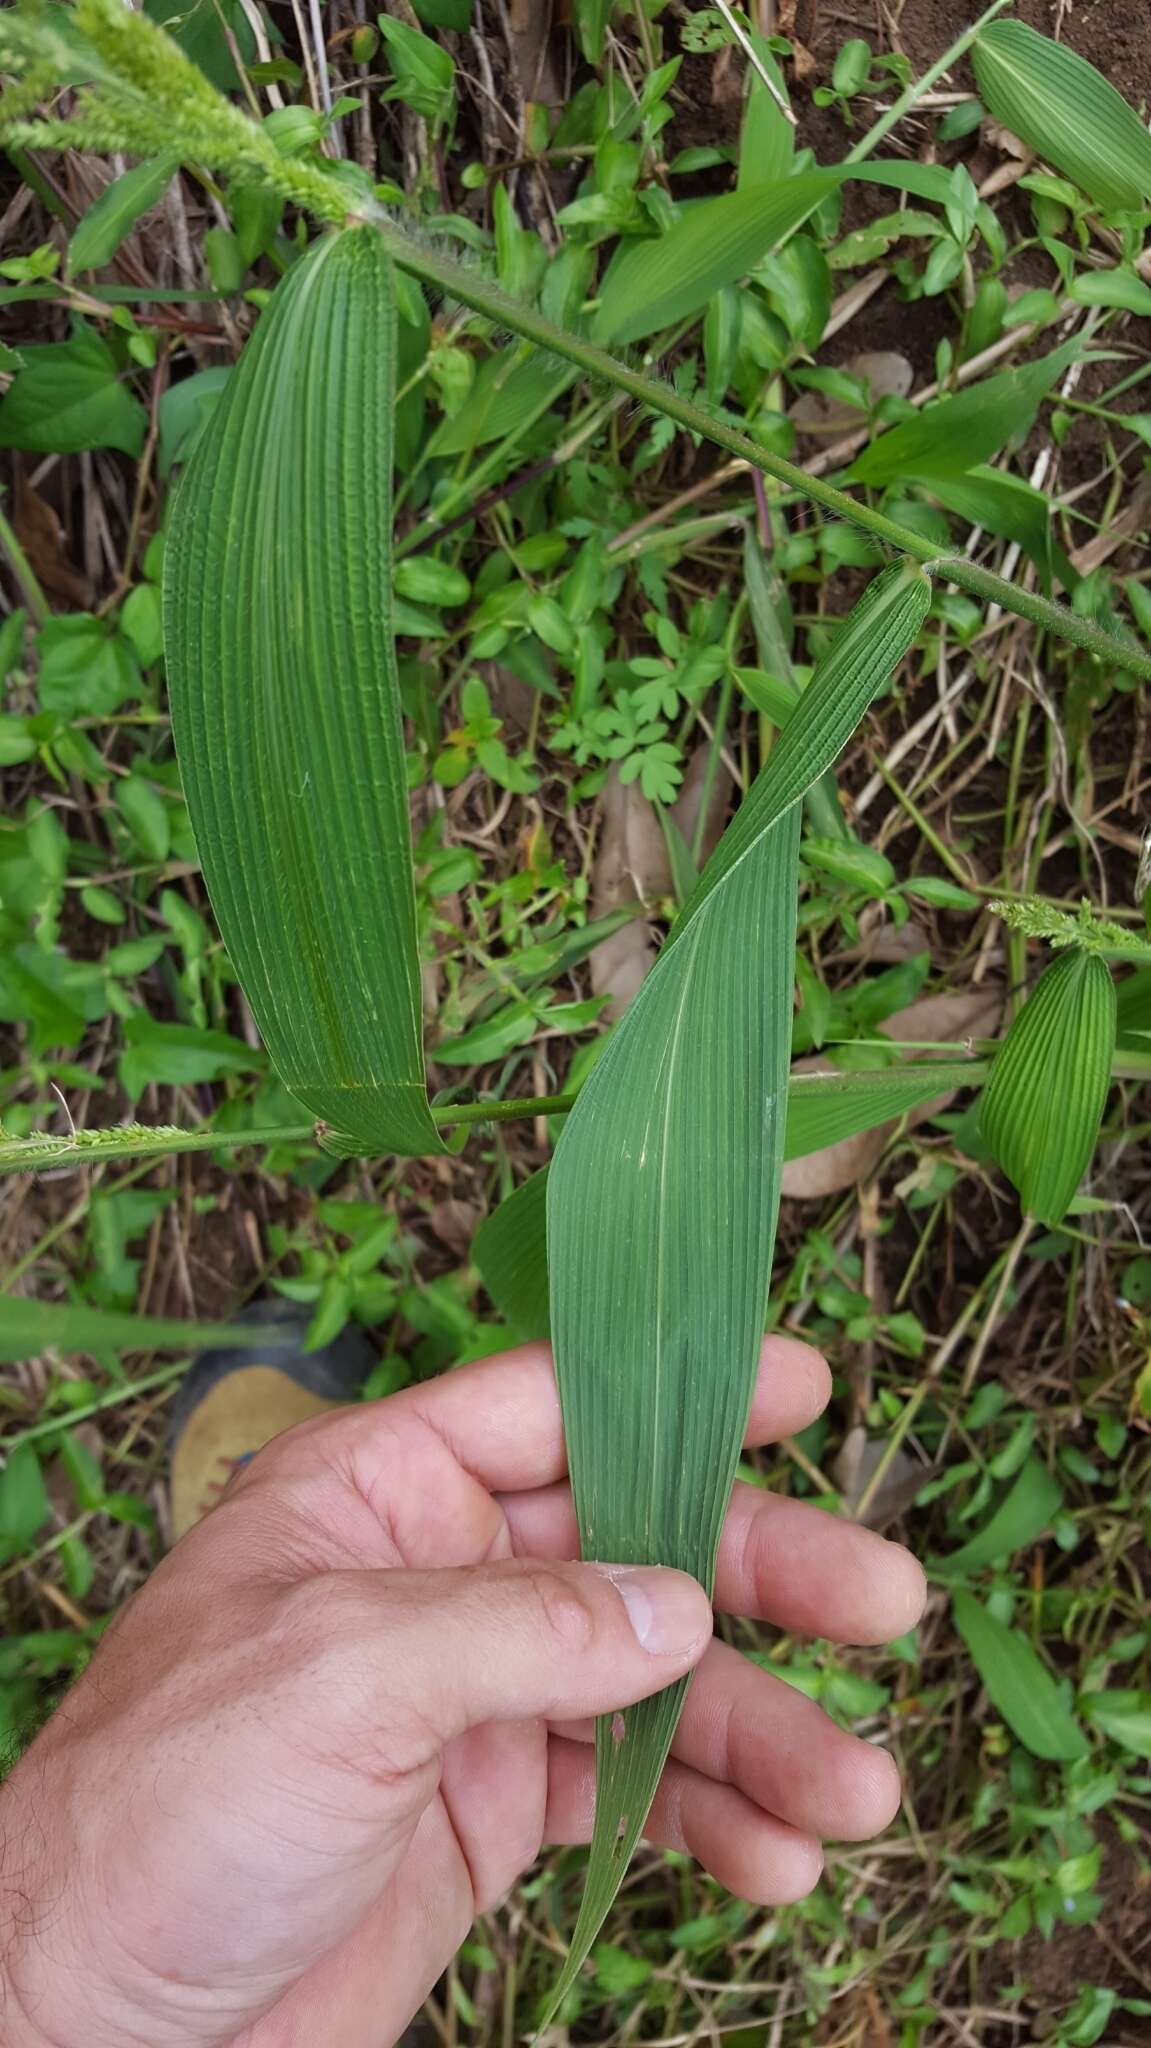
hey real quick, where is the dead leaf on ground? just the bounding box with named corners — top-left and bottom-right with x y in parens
top-left (506, 0), bottom-right (564, 106)
top-left (886, 988), bottom-right (1003, 1052)
top-left (429, 1198), bottom-right (479, 1256)
top-left (833, 1423), bottom-right (928, 1529)
top-left (478, 660), bottom-right (537, 735)
top-left (781, 986), bottom-right (1003, 1200)
top-left (13, 471), bottom-right (91, 608)
top-left (671, 741), bottom-right (733, 868)
top-left (589, 768), bottom-right (670, 1021)
top-left (1070, 479), bottom-right (1151, 576)
top-left (839, 917), bottom-right (930, 966)
top-left (983, 119), bottom-right (1033, 165)
top-left (791, 351), bottom-right (912, 437)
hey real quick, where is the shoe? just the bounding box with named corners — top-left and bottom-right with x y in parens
top-left (167, 1303), bottom-right (375, 1541)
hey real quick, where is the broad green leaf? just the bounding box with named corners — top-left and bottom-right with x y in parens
top-left (738, 69), bottom-right (793, 190)
top-left (1069, 269), bottom-right (1151, 316)
top-left (803, 836), bottom-right (894, 893)
top-left (69, 155), bottom-right (177, 274)
top-left (906, 876), bottom-right (981, 911)
top-left (433, 998), bottom-right (538, 1066)
top-left (157, 365), bottom-right (231, 475)
top-left (545, 560), bottom-right (931, 2008)
top-left (925, 466), bottom-right (1056, 587)
top-left (784, 1061), bottom-right (983, 1156)
top-left (0, 1445), bottom-right (51, 1558)
top-left (932, 1458), bottom-right (1062, 1575)
top-left (474, 1056), bottom-right (984, 1346)
top-left (141, 0), bottom-right (254, 91)
top-left (1079, 1689), bottom-right (1151, 1758)
top-left (393, 557), bottom-right (470, 607)
top-left (425, 348), bottom-right (574, 457)
top-left (593, 161), bottom-right (956, 346)
top-left (116, 772), bottom-right (171, 860)
top-left (1116, 964), bottom-right (1151, 1055)
top-left (593, 172), bottom-right (840, 345)
top-left (953, 1591), bottom-right (1088, 1761)
top-left (37, 613), bottom-right (140, 716)
top-left (572, 0), bottom-right (610, 63)
top-left (377, 13), bottom-right (454, 125)
top-left (412, 0), bottom-right (472, 26)
top-left (0, 323), bottom-right (146, 456)
top-left (851, 341), bottom-right (1080, 486)
top-left (473, 1168), bottom-right (550, 1342)
top-left (980, 949), bottom-right (1116, 1225)
top-left (118, 1013), bottom-right (260, 1098)
top-left (734, 665), bottom-right (798, 725)
top-left (972, 21), bottom-right (1151, 214)
top-left (0, 943), bottom-right (108, 1055)
top-left (165, 228), bottom-right (447, 1157)
top-left (0, 1297), bottom-right (298, 1366)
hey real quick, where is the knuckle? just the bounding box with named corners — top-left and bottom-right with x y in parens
top-left (524, 1566), bottom-right (598, 1654)
top-left (274, 1571), bottom-right (366, 1654)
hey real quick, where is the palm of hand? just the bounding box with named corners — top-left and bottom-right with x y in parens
top-left (6, 1342), bottom-right (924, 2048)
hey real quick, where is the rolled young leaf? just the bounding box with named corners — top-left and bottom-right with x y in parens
top-left (544, 560), bottom-right (931, 2006)
top-left (165, 228), bottom-right (446, 1157)
top-left (972, 21), bottom-right (1151, 215)
top-left (980, 948), bottom-right (1116, 1225)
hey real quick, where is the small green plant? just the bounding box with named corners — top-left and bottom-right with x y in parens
top-left (4, 0), bottom-right (1151, 1999)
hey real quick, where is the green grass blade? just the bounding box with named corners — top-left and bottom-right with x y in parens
top-left (164, 229), bottom-right (445, 1157)
top-left (0, 1298), bottom-right (299, 1365)
top-left (592, 172), bottom-right (838, 345)
top-left (543, 561), bottom-right (931, 2008)
top-left (784, 1059), bottom-right (985, 1154)
top-left (474, 1058), bottom-right (983, 1345)
top-left (473, 1169), bottom-right (551, 1342)
top-left (972, 20), bottom-right (1151, 214)
top-left (849, 341), bottom-right (1080, 486)
top-left (592, 163), bottom-right (958, 347)
top-left (980, 949), bottom-right (1116, 1225)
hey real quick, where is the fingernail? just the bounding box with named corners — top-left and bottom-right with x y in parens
top-left (591, 1564), bottom-right (709, 1656)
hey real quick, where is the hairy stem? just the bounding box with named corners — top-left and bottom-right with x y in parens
top-left (0, 1096), bottom-right (579, 1178)
top-left (361, 211), bottom-right (1151, 683)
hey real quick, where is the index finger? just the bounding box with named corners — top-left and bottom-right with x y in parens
top-left (391, 1334), bottom-right (830, 1494)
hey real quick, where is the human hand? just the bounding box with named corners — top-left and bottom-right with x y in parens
top-left (1, 1337), bottom-right (924, 2048)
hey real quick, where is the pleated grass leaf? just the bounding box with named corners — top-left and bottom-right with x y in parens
top-left (980, 948), bottom-right (1116, 1225)
top-left (972, 20), bottom-right (1151, 214)
top-left (165, 228), bottom-right (445, 1158)
top-left (544, 561), bottom-right (931, 2006)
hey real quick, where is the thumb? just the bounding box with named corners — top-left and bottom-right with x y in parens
top-left (335, 1558), bottom-right (712, 1754)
